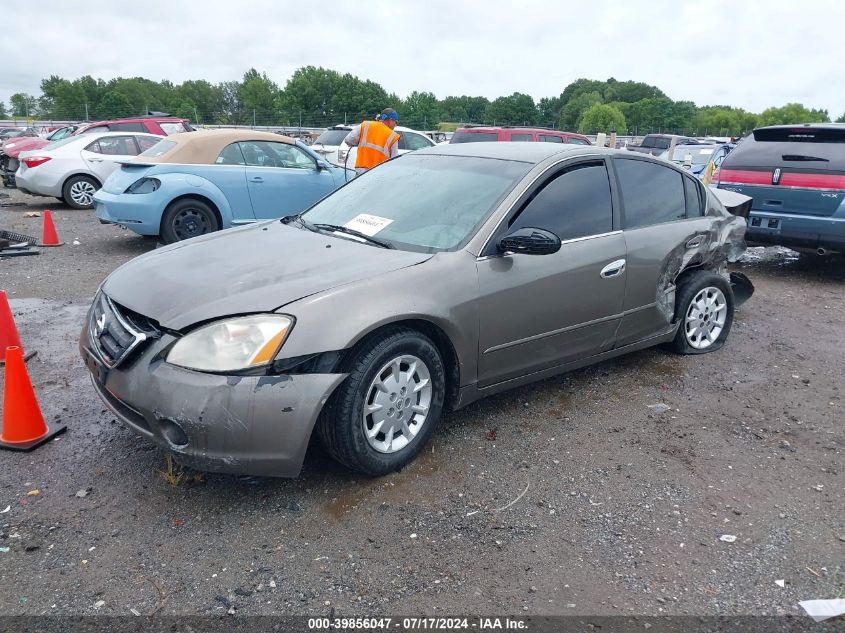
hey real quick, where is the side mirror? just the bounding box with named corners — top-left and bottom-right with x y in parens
top-left (497, 227), bottom-right (561, 256)
top-left (316, 160), bottom-right (331, 171)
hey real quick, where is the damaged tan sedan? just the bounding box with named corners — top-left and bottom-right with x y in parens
top-left (80, 143), bottom-right (753, 477)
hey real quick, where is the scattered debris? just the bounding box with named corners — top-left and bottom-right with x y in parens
top-left (719, 534), bottom-right (737, 543)
top-left (812, 484), bottom-right (824, 492)
top-left (26, 489), bottom-right (40, 497)
top-left (269, 580), bottom-right (276, 588)
top-left (775, 579), bottom-right (785, 588)
top-left (410, 534), bottom-right (418, 539)
top-left (485, 428), bottom-right (497, 441)
top-left (93, 600), bottom-right (105, 610)
top-left (0, 505), bottom-right (9, 513)
top-left (0, 547), bottom-right (9, 553)
top-left (495, 480), bottom-right (530, 512)
top-left (798, 599), bottom-right (845, 622)
top-left (72, 240), bottom-right (81, 246)
top-left (75, 489), bottom-right (90, 498)
top-left (129, 608), bottom-right (141, 616)
top-left (647, 403), bottom-right (671, 414)
top-left (466, 510), bottom-right (480, 517)
top-left (23, 212), bottom-right (41, 218)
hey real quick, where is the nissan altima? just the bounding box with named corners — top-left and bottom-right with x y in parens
top-left (80, 143), bottom-right (753, 477)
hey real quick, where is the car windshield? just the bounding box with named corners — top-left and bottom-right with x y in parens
top-left (450, 131), bottom-right (499, 143)
top-left (159, 122), bottom-right (191, 135)
top-left (314, 129), bottom-right (351, 146)
top-left (669, 146), bottom-right (717, 165)
top-left (300, 154), bottom-right (530, 252)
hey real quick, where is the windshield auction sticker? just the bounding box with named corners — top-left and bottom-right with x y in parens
top-left (343, 214), bottom-right (393, 236)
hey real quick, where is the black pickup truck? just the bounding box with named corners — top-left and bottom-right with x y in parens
top-left (627, 134), bottom-right (699, 156)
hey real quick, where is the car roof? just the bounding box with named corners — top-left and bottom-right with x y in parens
top-left (754, 122), bottom-right (845, 131)
top-left (415, 142), bottom-right (618, 163)
top-left (127, 128), bottom-right (295, 165)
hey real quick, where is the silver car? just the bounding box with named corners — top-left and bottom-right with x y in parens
top-left (80, 144), bottom-right (753, 477)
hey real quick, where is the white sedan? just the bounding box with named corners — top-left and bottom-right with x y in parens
top-left (310, 124), bottom-right (436, 169)
top-left (16, 132), bottom-right (161, 209)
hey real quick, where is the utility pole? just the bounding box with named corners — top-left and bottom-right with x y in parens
top-left (194, 106), bottom-right (199, 124)
top-left (253, 109), bottom-right (256, 128)
top-left (85, 102), bottom-right (89, 121)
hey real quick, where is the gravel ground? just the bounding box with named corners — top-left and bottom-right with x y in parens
top-left (0, 187), bottom-right (843, 618)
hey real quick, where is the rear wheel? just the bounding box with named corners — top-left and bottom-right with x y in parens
top-left (160, 198), bottom-right (219, 243)
top-left (62, 175), bottom-right (99, 209)
top-left (669, 271), bottom-right (734, 354)
top-left (317, 327), bottom-right (446, 475)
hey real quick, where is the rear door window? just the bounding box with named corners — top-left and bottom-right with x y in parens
top-left (684, 175), bottom-right (704, 217)
top-left (540, 135), bottom-right (564, 143)
top-left (509, 160), bottom-right (613, 240)
top-left (111, 122), bottom-right (147, 133)
top-left (615, 158), bottom-right (686, 228)
top-left (450, 131), bottom-right (499, 143)
top-left (87, 136), bottom-right (138, 155)
top-left (567, 136), bottom-right (590, 145)
top-left (509, 133), bottom-right (534, 142)
top-left (403, 132), bottom-right (434, 150)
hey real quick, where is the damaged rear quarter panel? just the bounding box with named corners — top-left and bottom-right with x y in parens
top-left (615, 184), bottom-right (748, 347)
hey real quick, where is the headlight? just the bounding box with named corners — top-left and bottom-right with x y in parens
top-left (166, 315), bottom-right (293, 372)
top-left (125, 177), bottom-right (160, 194)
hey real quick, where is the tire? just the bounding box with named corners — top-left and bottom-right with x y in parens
top-left (317, 327), bottom-right (446, 476)
top-left (55, 196), bottom-right (66, 203)
top-left (62, 175), bottom-right (99, 209)
top-left (160, 198), bottom-right (220, 244)
top-left (669, 270), bottom-right (735, 355)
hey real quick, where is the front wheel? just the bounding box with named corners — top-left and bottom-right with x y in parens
top-left (317, 327), bottom-right (446, 475)
top-left (160, 198), bottom-right (219, 244)
top-left (669, 270), bottom-right (735, 354)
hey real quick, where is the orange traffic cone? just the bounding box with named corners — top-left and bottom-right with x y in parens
top-left (0, 291), bottom-right (35, 365)
top-left (39, 210), bottom-right (63, 247)
top-left (0, 346), bottom-right (66, 451)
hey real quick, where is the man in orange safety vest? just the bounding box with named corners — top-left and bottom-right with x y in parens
top-left (344, 108), bottom-right (401, 176)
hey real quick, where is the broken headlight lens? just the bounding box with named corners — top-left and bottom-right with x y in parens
top-left (166, 315), bottom-right (293, 372)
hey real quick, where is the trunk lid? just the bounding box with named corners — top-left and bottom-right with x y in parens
top-left (101, 163), bottom-right (156, 194)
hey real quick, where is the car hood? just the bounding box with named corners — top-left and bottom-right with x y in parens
top-left (102, 221), bottom-right (433, 330)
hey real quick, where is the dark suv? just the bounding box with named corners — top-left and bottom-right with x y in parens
top-left (716, 124), bottom-right (845, 254)
top-left (450, 126), bottom-right (591, 145)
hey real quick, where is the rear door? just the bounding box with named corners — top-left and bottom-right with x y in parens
top-left (476, 158), bottom-right (625, 386)
top-left (718, 127), bottom-right (845, 218)
top-left (240, 140), bottom-right (337, 219)
top-left (612, 156), bottom-right (714, 346)
top-left (81, 135), bottom-right (144, 182)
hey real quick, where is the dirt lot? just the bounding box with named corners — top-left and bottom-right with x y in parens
top-left (0, 187), bottom-right (843, 618)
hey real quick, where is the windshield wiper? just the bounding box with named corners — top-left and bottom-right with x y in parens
top-left (782, 154), bottom-right (829, 162)
top-left (311, 223), bottom-right (394, 249)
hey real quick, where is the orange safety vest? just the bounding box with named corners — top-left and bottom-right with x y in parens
top-left (355, 120), bottom-right (400, 169)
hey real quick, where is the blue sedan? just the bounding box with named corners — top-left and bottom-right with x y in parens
top-left (94, 129), bottom-right (353, 243)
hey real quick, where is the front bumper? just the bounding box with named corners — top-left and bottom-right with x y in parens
top-left (745, 210), bottom-right (845, 252)
top-left (79, 313), bottom-right (346, 477)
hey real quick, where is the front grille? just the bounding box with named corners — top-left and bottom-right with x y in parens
top-left (90, 293), bottom-right (159, 368)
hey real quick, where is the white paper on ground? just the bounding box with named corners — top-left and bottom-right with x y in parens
top-left (343, 214), bottom-right (393, 236)
top-left (798, 598), bottom-right (845, 622)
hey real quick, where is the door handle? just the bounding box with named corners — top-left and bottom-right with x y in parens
top-left (600, 259), bottom-right (626, 278)
top-left (88, 158), bottom-right (103, 163)
top-left (686, 236), bottom-right (704, 249)
top-left (249, 176), bottom-right (264, 183)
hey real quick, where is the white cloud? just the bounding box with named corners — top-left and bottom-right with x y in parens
top-left (1, 0), bottom-right (842, 117)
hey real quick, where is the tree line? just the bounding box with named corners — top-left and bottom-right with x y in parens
top-left (3, 67), bottom-right (842, 136)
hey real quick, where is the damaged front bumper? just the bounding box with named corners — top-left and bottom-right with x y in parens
top-left (80, 322), bottom-right (346, 478)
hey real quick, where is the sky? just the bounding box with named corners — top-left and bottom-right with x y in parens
top-left (1, 0), bottom-right (843, 117)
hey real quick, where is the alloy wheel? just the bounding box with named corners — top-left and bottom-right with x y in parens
top-left (684, 286), bottom-right (727, 350)
top-left (69, 180), bottom-right (97, 206)
top-left (362, 354), bottom-right (432, 454)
